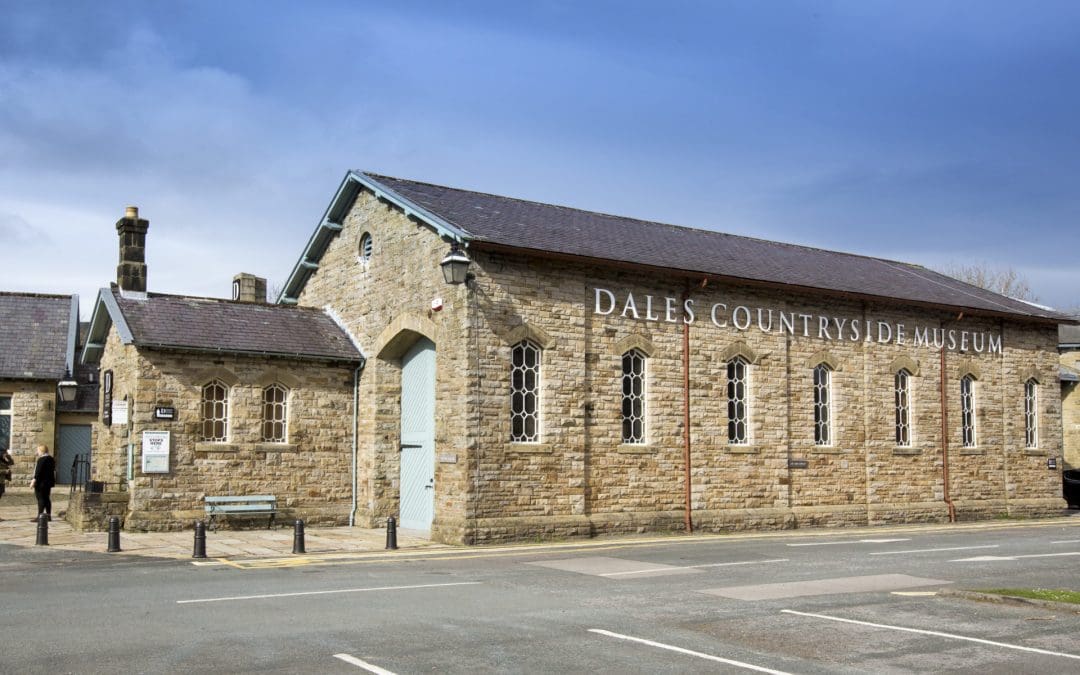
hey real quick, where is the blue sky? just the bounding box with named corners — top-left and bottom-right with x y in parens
top-left (2, 1), bottom-right (1079, 314)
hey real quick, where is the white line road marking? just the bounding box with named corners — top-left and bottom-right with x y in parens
top-left (177, 581), bottom-right (480, 604)
top-left (891, 591), bottom-right (938, 597)
top-left (951, 552), bottom-right (1080, 562)
top-left (334, 653), bottom-right (396, 674)
top-left (1051, 539), bottom-right (1080, 544)
top-left (787, 538), bottom-right (910, 547)
top-left (600, 558), bottom-right (789, 577)
top-left (868, 545), bottom-right (998, 556)
top-left (781, 609), bottom-right (1080, 661)
top-left (589, 629), bottom-right (792, 674)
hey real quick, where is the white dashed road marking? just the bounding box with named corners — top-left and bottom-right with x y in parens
top-left (782, 609), bottom-right (1080, 661)
top-left (950, 551), bottom-right (1080, 562)
top-left (334, 653), bottom-right (396, 674)
top-left (176, 581), bottom-right (480, 604)
top-left (868, 545), bottom-right (998, 556)
top-left (786, 538), bottom-right (910, 547)
top-left (702, 574), bottom-right (949, 601)
top-left (1051, 539), bottom-right (1080, 544)
top-left (589, 629), bottom-right (792, 674)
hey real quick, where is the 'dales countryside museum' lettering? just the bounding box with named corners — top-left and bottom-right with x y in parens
top-left (5, 171), bottom-right (1073, 543)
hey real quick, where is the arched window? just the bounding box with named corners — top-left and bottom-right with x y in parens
top-left (201, 380), bottom-right (229, 442)
top-left (813, 364), bottom-right (832, 446)
top-left (262, 383), bottom-right (289, 443)
top-left (511, 340), bottom-right (541, 442)
top-left (960, 375), bottom-right (977, 448)
top-left (894, 369), bottom-right (912, 447)
top-left (621, 349), bottom-right (646, 444)
top-left (1024, 378), bottom-right (1038, 449)
top-left (727, 357), bottom-right (750, 445)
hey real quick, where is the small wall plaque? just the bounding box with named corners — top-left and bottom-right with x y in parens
top-left (1048, 457), bottom-right (1057, 470)
top-left (788, 459), bottom-right (809, 469)
top-left (154, 406), bottom-right (176, 420)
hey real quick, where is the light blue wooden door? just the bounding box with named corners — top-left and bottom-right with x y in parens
top-left (399, 337), bottom-right (436, 531)
top-left (57, 424), bottom-right (92, 485)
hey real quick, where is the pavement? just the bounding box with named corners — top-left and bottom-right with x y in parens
top-left (0, 486), bottom-right (446, 560)
top-left (2, 485), bottom-right (1078, 563)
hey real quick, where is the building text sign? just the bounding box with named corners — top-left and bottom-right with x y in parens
top-left (593, 288), bottom-right (1003, 353)
top-left (141, 430), bottom-right (170, 474)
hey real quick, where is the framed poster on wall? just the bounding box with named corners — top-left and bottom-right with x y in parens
top-left (141, 430), bottom-right (170, 474)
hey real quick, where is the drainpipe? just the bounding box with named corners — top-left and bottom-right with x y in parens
top-left (349, 358), bottom-right (367, 527)
top-left (939, 338), bottom-right (956, 523)
top-left (681, 279), bottom-right (706, 534)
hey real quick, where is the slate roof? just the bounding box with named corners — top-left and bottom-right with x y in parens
top-left (365, 173), bottom-right (1077, 321)
top-left (87, 286), bottom-right (362, 363)
top-left (0, 292), bottom-right (73, 380)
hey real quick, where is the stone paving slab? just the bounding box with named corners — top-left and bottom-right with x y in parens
top-left (0, 488), bottom-right (446, 560)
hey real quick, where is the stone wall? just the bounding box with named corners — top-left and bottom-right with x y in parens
top-left (296, 186), bottom-right (1066, 544)
top-left (1063, 349), bottom-right (1080, 469)
top-left (0, 380), bottom-right (56, 484)
top-left (93, 324), bottom-right (357, 531)
top-left (66, 490), bottom-right (129, 531)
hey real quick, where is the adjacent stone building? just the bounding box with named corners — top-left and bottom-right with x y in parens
top-left (79, 208), bottom-right (363, 530)
top-left (277, 171), bottom-right (1072, 543)
top-left (1061, 325), bottom-right (1080, 469)
top-left (0, 292), bottom-right (98, 485)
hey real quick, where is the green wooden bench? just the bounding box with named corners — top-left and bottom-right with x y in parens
top-left (204, 495), bottom-right (277, 530)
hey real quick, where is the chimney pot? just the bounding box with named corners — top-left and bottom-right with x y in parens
top-left (125, 206), bottom-right (139, 219)
top-left (116, 207), bottom-right (149, 293)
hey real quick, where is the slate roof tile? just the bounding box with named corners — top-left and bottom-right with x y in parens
top-left (0, 292), bottom-right (71, 380)
top-left (112, 288), bottom-right (361, 362)
top-left (364, 173), bottom-right (1069, 322)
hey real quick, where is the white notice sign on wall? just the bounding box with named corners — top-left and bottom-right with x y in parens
top-left (112, 399), bottom-right (129, 426)
top-left (141, 430), bottom-right (170, 474)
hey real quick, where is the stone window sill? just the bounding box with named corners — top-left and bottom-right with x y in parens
top-left (959, 447), bottom-right (984, 455)
top-left (1023, 448), bottom-right (1047, 456)
top-left (892, 447), bottom-right (922, 456)
top-left (255, 443), bottom-right (298, 453)
top-left (726, 444), bottom-right (759, 454)
top-left (617, 444), bottom-right (652, 454)
top-left (195, 442), bottom-right (239, 453)
top-left (808, 446), bottom-right (848, 454)
top-left (507, 443), bottom-right (552, 455)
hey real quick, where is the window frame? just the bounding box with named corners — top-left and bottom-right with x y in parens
top-left (726, 357), bottom-right (750, 445)
top-left (621, 349), bottom-right (647, 445)
top-left (894, 369), bottom-right (912, 447)
top-left (812, 363), bottom-right (833, 446)
top-left (201, 380), bottom-right (230, 443)
top-left (960, 375), bottom-right (977, 448)
top-left (262, 383), bottom-right (289, 443)
top-left (0, 394), bottom-right (11, 452)
top-left (510, 340), bottom-right (541, 443)
top-left (1024, 378), bottom-right (1038, 449)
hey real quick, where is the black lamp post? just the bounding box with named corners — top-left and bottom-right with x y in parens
top-left (440, 242), bottom-right (471, 285)
top-left (57, 368), bottom-right (78, 404)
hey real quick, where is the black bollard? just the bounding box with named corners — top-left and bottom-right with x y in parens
top-left (35, 513), bottom-right (49, 546)
top-left (192, 520), bottom-right (207, 559)
top-left (107, 516), bottom-right (122, 552)
top-left (292, 519), bottom-right (306, 554)
top-left (385, 515), bottom-right (398, 550)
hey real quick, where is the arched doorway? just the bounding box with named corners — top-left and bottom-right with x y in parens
top-left (399, 336), bottom-right (435, 531)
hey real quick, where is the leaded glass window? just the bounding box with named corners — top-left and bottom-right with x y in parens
top-left (895, 369), bottom-right (911, 447)
top-left (0, 395), bottom-right (11, 452)
top-left (960, 375), bottom-right (976, 448)
top-left (727, 357), bottom-right (749, 445)
top-left (813, 364), bottom-right (832, 446)
top-left (1024, 378), bottom-right (1038, 449)
top-left (201, 380), bottom-right (229, 442)
top-left (511, 340), bottom-right (540, 442)
top-left (621, 350), bottom-right (646, 444)
top-left (262, 384), bottom-right (288, 443)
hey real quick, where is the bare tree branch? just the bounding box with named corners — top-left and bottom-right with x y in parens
top-left (936, 262), bottom-right (1038, 302)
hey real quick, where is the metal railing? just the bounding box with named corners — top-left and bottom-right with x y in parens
top-left (69, 453), bottom-right (91, 495)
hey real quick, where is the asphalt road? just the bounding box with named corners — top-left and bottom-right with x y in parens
top-left (3, 518), bottom-right (1079, 674)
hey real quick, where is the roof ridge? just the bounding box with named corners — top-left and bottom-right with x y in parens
top-left (0, 291), bottom-right (74, 300)
top-left (361, 172), bottom-right (932, 269)
top-left (130, 289), bottom-right (327, 313)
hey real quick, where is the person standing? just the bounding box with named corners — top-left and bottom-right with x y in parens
top-left (0, 448), bottom-right (13, 520)
top-left (29, 444), bottom-right (55, 521)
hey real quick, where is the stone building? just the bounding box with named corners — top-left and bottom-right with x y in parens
top-left (1061, 325), bottom-right (1080, 468)
top-left (79, 208), bottom-right (363, 530)
top-left (0, 292), bottom-right (98, 485)
top-left (275, 171), bottom-right (1072, 544)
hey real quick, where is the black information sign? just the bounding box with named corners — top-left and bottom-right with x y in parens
top-left (788, 459), bottom-right (809, 469)
top-left (154, 407), bottom-right (177, 420)
top-left (102, 370), bottom-right (113, 427)
top-left (1048, 457), bottom-right (1058, 470)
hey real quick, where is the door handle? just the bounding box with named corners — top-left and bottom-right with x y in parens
top-left (400, 443), bottom-right (422, 450)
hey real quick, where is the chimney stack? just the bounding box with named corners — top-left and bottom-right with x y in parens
top-left (232, 273), bottom-right (268, 303)
top-left (116, 206), bottom-right (149, 293)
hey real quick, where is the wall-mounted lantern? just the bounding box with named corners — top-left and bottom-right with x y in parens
top-left (440, 242), bottom-right (471, 285)
top-left (57, 369), bottom-right (78, 403)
